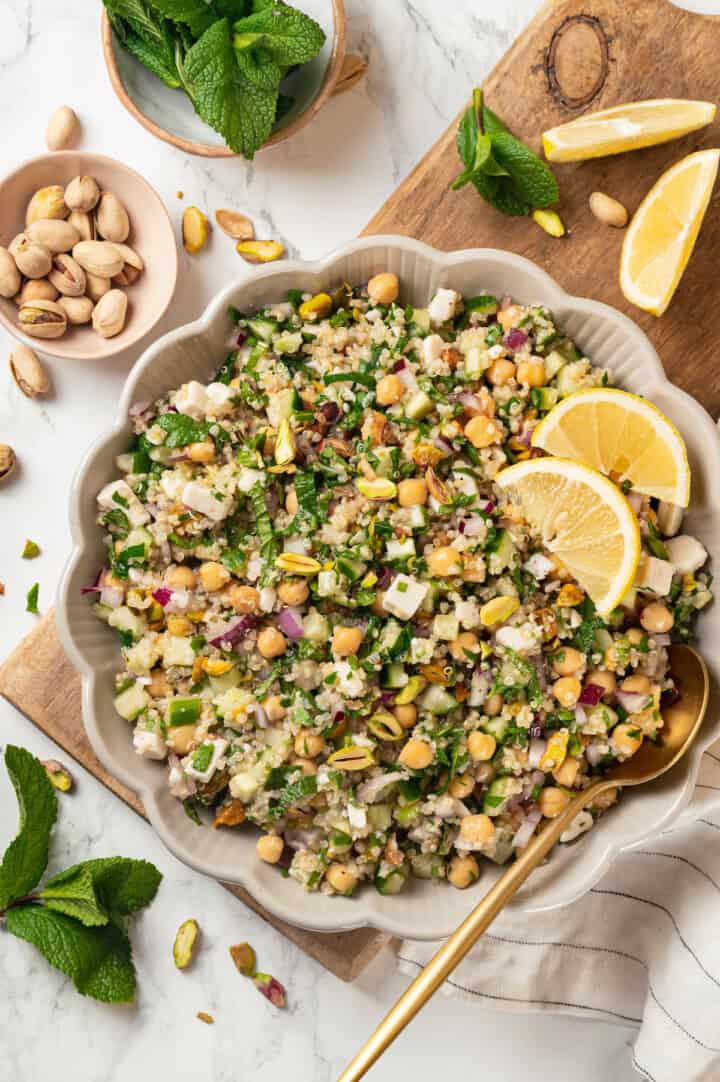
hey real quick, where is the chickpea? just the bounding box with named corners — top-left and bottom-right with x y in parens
top-left (394, 704), bottom-right (417, 729)
top-left (265, 695), bottom-right (287, 722)
top-left (485, 693), bottom-right (503, 717)
top-left (612, 723), bottom-right (643, 757)
top-left (497, 304), bottom-right (523, 329)
top-left (325, 862), bottom-right (359, 894)
top-left (468, 731), bottom-right (497, 761)
top-left (459, 813), bottom-right (495, 846)
top-left (585, 668), bottom-right (616, 699)
top-left (448, 773), bottom-right (475, 799)
top-left (447, 855), bottom-right (480, 889)
top-left (486, 358), bottom-right (516, 385)
top-left (464, 414), bottom-right (502, 449)
top-left (552, 646), bottom-right (585, 677)
top-left (640, 602), bottom-right (674, 633)
top-left (332, 625), bottom-right (364, 657)
top-left (449, 632), bottom-right (480, 664)
top-left (199, 561), bottom-right (230, 592)
top-left (187, 440), bottom-right (216, 464)
top-left (590, 786), bottom-right (618, 812)
top-left (397, 477), bottom-right (428, 507)
top-left (294, 731), bottom-right (325, 758)
top-left (257, 626), bottom-right (287, 659)
top-left (462, 556), bottom-right (486, 583)
top-left (285, 487), bottom-right (299, 515)
top-left (277, 579), bottom-right (309, 606)
top-left (515, 359), bottom-right (546, 387)
top-left (367, 271), bottom-right (399, 305)
top-left (167, 614), bottom-right (193, 636)
top-left (167, 724), bottom-right (196, 755)
top-left (427, 545), bottom-right (463, 577)
top-left (553, 757), bottom-right (579, 787)
top-left (626, 627), bottom-right (646, 645)
top-left (227, 584), bottom-right (261, 614)
top-left (553, 676), bottom-right (582, 708)
top-left (290, 756), bottom-right (317, 776)
top-left (538, 786), bottom-right (571, 818)
top-left (167, 565), bottom-right (196, 590)
top-left (376, 374), bottom-right (405, 406)
top-left (398, 738), bottom-right (434, 770)
top-left (256, 834), bottom-right (284, 864)
top-left (148, 668), bottom-right (170, 697)
top-left (621, 673), bottom-right (652, 695)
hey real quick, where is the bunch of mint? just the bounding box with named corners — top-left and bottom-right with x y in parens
top-left (453, 88), bottom-right (559, 216)
top-left (0, 746), bottom-right (161, 1002)
top-left (103, 0), bottom-right (326, 158)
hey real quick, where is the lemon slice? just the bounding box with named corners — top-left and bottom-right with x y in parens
top-left (532, 388), bottom-right (690, 507)
top-left (495, 458), bottom-right (640, 616)
top-left (543, 99), bottom-right (716, 162)
top-left (620, 148), bottom-right (719, 316)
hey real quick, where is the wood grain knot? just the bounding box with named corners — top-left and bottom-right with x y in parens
top-left (545, 14), bottom-right (610, 111)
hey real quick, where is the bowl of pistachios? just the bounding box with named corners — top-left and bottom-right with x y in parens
top-left (0, 151), bottom-right (178, 360)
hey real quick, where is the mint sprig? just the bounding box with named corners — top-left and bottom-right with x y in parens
top-left (0, 746), bottom-right (161, 1003)
top-left (453, 88), bottom-right (559, 217)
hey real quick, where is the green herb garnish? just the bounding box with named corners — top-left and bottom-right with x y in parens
top-left (25, 583), bottom-right (39, 614)
top-left (21, 540), bottom-right (40, 559)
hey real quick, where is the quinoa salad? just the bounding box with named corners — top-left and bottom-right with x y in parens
top-left (91, 273), bottom-right (712, 897)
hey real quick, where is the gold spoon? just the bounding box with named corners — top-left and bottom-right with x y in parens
top-left (338, 644), bottom-right (709, 1082)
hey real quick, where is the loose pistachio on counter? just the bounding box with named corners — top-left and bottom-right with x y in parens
top-left (0, 444), bottom-right (17, 482)
top-left (9, 345), bottom-right (51, 398)
top-left (215, 208), bottom-right (254, 241)
top-left (45, 106), bottom-right (79, 151)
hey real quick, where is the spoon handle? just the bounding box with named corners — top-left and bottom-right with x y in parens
top-left (337, 781), bottom-right (612, 1082)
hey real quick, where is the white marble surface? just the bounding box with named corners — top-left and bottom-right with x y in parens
top-left (0, 1), bottom-right (714, 1079)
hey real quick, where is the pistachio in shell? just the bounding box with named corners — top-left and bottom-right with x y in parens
top-left (26, 219), bottom-right (80, 254)
top-left (48, 253), bottom-right (86, 297)
top-left (18, 298), bottom-right (67, 339)
top-left (58, 295), bottom-right (94, 325)
top-left (85, 272), bottom-right (111, 302)
top-left (110, 243), bottom-right (144, 287)
top-left (8, 233), bottom-right (27, 259)
top-left (72, 241), bottom-right (124, 279)
top-left (25, 185), bottom-right (69, 225)
top-left (9, 345), bottom-right (51, 398)
top-left (96, 192), bottom-right (130, 243)
top-left (14, 240), bottom-right (53, 280)
top-left (215, 209), bottom-right (254, 241)
top-left (0, 246), bottom-right (21, 299)
top-left (0, 444), bottom-right (17, 483)
top-left (68, 210), bottom-right (95, 243)
top-left (45, 105), bottom-right (79, 151)
top-left (64, 175), bottom-right (100, 214)
top-left (16, 279), bottom-right (59, 307)
top-left (92, 289), bottom-right (127, 338)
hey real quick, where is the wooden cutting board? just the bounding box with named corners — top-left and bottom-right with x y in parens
top-left (2, 0), bottom-right (720, 982)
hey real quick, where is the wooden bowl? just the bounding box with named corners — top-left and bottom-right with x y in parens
top-left (0, 152), bottom-right (178, 360)
top-left (101, 1), bottom-right (347, 158)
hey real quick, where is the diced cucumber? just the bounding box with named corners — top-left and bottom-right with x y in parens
top-left (433, 614), bottom-right (459, 641)
top-left (419, 685), bottom-right (458, 715)
top-left (108, 605), bottom-right (146, 639)
top-left (556, 363), bottom-right (586, 397)
top-left (411, 852), bottom-right (446, 879)
top-left (385, 537), bottom-right (415, 561)
top-left (463, 346), bottom-right (488, 379)
top-left (380, 662), bottom-right (408, 689)
top-left (404, 390), bottom-right (433, 420)
top-left (411, 307), bottom-right (431, 332)
top-left (544, 349), bottom-right (568, 381)
top-left (466, 294), bottom-right (499, 316)
top-left (393, 803), bottom-right (419, 826)
top-left (372, 446), bottom-right (399, 478)
top-left (487, 529), bottom-right (516, 574)
top-left (593, 628), bottom-right (613, 653)
top-left (266, 387), bottom-right (297, 428)
top-left (208, 668), bottom-right (241, 694)
top-left (317, 570), bottom-right (338, 597)
top-left (483, 776), bottom-right (518, 817)
top-left (367, 804), bottom-right (392, 831)
top-left (532, 386), bottom-right (559, 412)
top-left (114, 683), bottom-right (149, 721)
top-left (336, 556), bottom-right (366, 582)
top-left (247, 317), bottom-right (278, 343)
top-left (481, 715), bottom-right (509, 742)
top-left (585, 704), bottom-right (618, 731)
top-left (125, 527), bottom-right (153, 555)
top-left (408, 505), bottom-right (428, 531)
top-left (375, 868), bottom-right (407, 895)
top-left (304, 610), bottom-right (330, 642)
top-left (274, 332), bottom-right (303, 355)
top-left (167, 697), bottom-right (201, 728)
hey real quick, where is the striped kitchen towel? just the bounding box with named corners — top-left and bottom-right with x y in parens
top-left (399, 745), bottom-right (720, 1082)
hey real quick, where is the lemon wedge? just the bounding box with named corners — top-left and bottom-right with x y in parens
top-left (620, 149), bottom-right (719, 316)
top-left (542, 99), bottom-right (716, 163)
top-left (495, 458), bottom-right (640, 616)
top-left (532, 388), bottom-right (690, 507)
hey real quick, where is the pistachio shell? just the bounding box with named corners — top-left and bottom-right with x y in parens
top-left (96, 192), bottom-right (130, 243)
top-left (58, 295), bottom-right (94, 325)
top-left (0, 444), bottom-right (17, 483)
top-left (14, 240), bottom-right (53, 280)
top-left (109, 242), bottom-right (144, 271)
top-left (109, 242), bottom-right (144, 286)
top-left (72, 241), bottom-right (124, 278)
top-left (85, 272), bottom-right (111, 302)
top-left (64, 175), bottom-right (100, 213)
top-left (26, 219), bottom-right (80, 254)
top-left (215, 208), bottom-right (254, 241)
top-left (9, 345), bottom-right (51, 398)
top-left (45, 105), bottom-right (79, 151)
top-left (48, 253), bottom-right (86, 297)
top-left (18, 298), bottom-right (67, 339)
top-left (9, 233), bottom-right (27, 258)
top-left (0, 247), bottom-right (21, 299)
top-left (68, 210), bottom-right (95, 242)
top-left (17, 279), bottom-right (59, 306)
top-left (26, 186), bottom-right (69, 225)
top-left (92, 289), bottom-right (127, 338)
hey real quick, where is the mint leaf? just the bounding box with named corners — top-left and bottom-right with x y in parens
top-left (45, 857), bottom-right (162, 916)
top-left (232, 2), bottom-right (325, 66)
top-left (6, 905), bottom-right (136, 1003)
top-left (490, 131), bottom-right (559, 210)
top-left (40, 867), bottom-right (108, 928)
top-left (180, 17), bottom-right (278, 159)
top-left (104, 0), bottom-right (182, 87)
top-left (155, 410), bottom-right (229, 448)
top-left (482, 101), bottom-right (509, 135)
top-left (0, 747), bottom-right (57, 910)
top-left (150, 0), bottom-right (218, 36)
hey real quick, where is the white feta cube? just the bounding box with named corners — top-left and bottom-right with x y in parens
top-left (382, 574), bottom-right (428, 620)
top-left (205, 382), bottom-right (235, 416)
top-left (160, 470), bottom-right (187, 501)
top-left (560, 809), bottom-right (594, 844)
top-left (236, 467), bottom-right (265, 493)
top-left (524, 552), bottom-right (555, 581)
top-left (409, 637), bottom-right (435, 664)
top-left (124, 637), bottom-right (162, 676)
top-left (456, 599), bottom-right (481, 629)
top-left (133, 727), bottom-right (166, 760)
top-left (496, 622), bottom-right (541, 655)
top-left (97, 479), bottom-right (150, 526)
top-left (635, 554), bottom-right (674, 596)
top-left (184, 738), bottom-right (228, 783)
top-left (333, 661), bottom-right (367, 699)
top-left (229, 768), bottom-right (264, 803)
top-left (182, 480), bottom-right (232, 522)
top-left (428, 288), bottom-right (461, 325)
top-left (175, 380), bottom-right (208, 419)
top-left (665, 535), bottom-right (708, 576)
top-left (433, 614), bottom-right (459, 641)
top-left (422, 334), bottom-right (445, 365)
top-left (657, 502), bottom-right (683, 537)
top-left (162, 636), bottom-right (196, 668)
top-left (168, 765), bottom-right (194, 799)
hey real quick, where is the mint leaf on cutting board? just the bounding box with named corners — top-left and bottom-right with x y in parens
top-left (0, 746), bottom-right (57, 910)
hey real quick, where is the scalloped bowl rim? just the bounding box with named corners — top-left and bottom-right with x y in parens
top-left (57, 236), bottom-right (720, 939)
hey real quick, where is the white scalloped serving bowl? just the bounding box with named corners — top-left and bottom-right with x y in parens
top-left (57, 236), bottom-right (720, 940)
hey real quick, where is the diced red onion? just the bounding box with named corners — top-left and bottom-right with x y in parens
top-left (152, 588), bottom-right (173, 607)
top-left (574, 703), bottom-right (587, 727)
top-left (579, 682), bottom-right (604, 706)
top-left (432, 435), bottom-right (453, 454)
top-left (529, 769), bottom-right (546, 787)
top-left (458, 520), bottom-right (466, 534)
top-left (500, 294), bottom-right (512, 310)
top-left (100, 586), bottom-right (124, 609)
top-left (252, 703), bottom-right (268, 728)
top-left (129, 400), bottom-right (151, 419)
top-left (528, 737), bottom-right (547, 769)
top-left (480, 500), bottom-right (495, 514)
top-left (504, 329), bottom-right (528, 351)
top-left (236, 329), bottom-right (247, 347)
top-left (512, 808), bottom-right (543, 849)
top-left (627, 491), bottom-right (642, 514)
top-left (356, 771), bottom-right (405, 804)
top-left (529, 721), bottom-right (543, 739)
top-left (81, 568), bottom-right (106, 595)
top-left (661, 685), bottom-right (681, 708)
top-left (585, 742), bottom-right (606, 767)
top-left (278, 607), bottom-right (305, 640)
top-left (433, 795), bottom-right (470, 819)
top-left (652, 633), bottom-right (671, 646)
top-left (392, 359), bottom-right (406, 372)
top-left (615, 690), bottom-right (648, 713)
top-left (319, 401), bottom-right (340, 423)
top-left (457, 391), bottom-right (484, 415)
top-left (331, 705), bottom-right (346, 722)
top-left (209, 614), bottom-right (257, 648)
top-left (463, 515), bottom-right (487, 539)
top-left (518, 420), bottom-right (538, 448)
top-left (376, 566), bottom-right (393, 590)
top-left (380, 690), bottom-right (396, 704)
top-left (284, 828), bottom-right (322, 851)
top-left (397, 365), bottom-right (418, 390)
